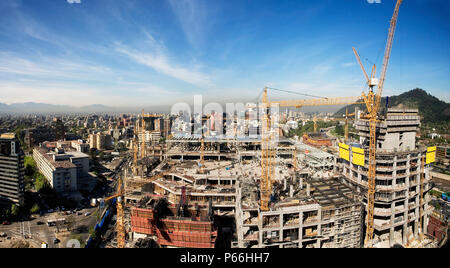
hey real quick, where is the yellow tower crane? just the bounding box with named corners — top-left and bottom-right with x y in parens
top-left (353, 0), bottom-right (402, 247)
top-left (140, 110), bottom-right (146, 159)
top-left (344, 108), bottom-right (355, 142)
top-left (200, 116), bottom-right (211, 174)
top-left (103, 168), bottom-right (175, 248)
top-left (103, 176), bottom-right (125, 248)
top-left (132, 136), bottom-right (138, 176)
top-left (313, 115), bottom-right (318, 133)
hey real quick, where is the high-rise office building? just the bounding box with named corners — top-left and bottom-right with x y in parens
top-left (0, 133), bottom-right (25, 206)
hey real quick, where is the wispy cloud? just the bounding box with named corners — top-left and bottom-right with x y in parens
top-left (0, 52), bottom-right (110, 79)
top-left (167, 0), bottom-right (211, 48)
top-left (67, 0), bottom-right (81, 4)
top-left (342, 62), bottom-right (356, 68)
top-left (115, 32), bottom-right (212, 87)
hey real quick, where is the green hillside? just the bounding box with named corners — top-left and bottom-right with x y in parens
top-left (335, 88), bottom-right (450, 127)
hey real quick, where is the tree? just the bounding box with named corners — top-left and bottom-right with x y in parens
top-left (0, 207), bottom-right (11, 219)
top-left (35, 174), bottom-right (48, 192)
top-left (30, 203), bottom-right (40, 214)
top-left (24, 156), bottom-right (37, 176)
top-left (11, 204), bottom-right (19, 217)
top-left (334, 124), bottom-right (345, 137)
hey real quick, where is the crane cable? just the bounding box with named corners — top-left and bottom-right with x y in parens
top-left (266, 87), bottom-right (328, 99)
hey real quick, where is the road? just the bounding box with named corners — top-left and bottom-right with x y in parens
top-left (0, 207), bottom-right (98, 248)
top-left (0, 155), bottom-right (131, 248)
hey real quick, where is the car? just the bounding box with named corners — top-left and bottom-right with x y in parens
top-left (53, 238), bottom-right (60, 244)
top-left (2, 221), bottom-right (10, 225)
top-left (0, 232), bottom-right (7, 237)
top-left (36, 221), bottom-right (44, 225)
top-left (84, 212), bottom-right (91, 217)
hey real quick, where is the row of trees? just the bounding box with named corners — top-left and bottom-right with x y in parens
top-left (287, 120), bottom-right (338, 138)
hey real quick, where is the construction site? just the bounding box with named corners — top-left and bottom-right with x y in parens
top-left (101, 0), bottom-right (441, 248)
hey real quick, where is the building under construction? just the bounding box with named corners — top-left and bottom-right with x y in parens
top-left (336, 108), bottom-right (436, 247)
top-left (114, 106), bottom-right (440, 249)
top-left (120, 130), bottom-right (367, 248)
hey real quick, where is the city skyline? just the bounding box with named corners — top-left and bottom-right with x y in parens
top-left (0, 0), bottom-right (449, 107)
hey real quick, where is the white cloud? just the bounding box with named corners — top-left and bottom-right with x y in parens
top-left (67, 0), bottom-right (81, 4)
top-left (115, 33), bottom-right (212, 88)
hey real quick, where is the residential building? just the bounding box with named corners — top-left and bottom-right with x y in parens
top-left (33, 147), bottom-right (90, 192)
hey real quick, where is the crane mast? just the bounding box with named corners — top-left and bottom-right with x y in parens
top-left (140, 110), bottom-right (146, 159)
top-left (363, 0), bottom-right (402, 247)
top-left (344, 108), bottom-right (355, 142)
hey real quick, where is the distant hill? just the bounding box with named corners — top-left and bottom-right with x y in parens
top-left (335, 88), bottom-right (450, 124)
top-left (0, 102), bottom-right (117, 114)
top-left (0, 102), bottom-right (172, 114)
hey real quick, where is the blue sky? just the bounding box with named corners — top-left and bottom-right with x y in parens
top-left (0, 0), bottom-right (448, 107)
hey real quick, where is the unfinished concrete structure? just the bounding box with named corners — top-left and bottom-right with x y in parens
top-left (120, 109), bottom-right (437, 248)
top-left (235, 168), bottom-right (363, 248)
top-left (123, 131), bottom-right (367, 248)
top-left (337, 108), bottom-right (434, 247)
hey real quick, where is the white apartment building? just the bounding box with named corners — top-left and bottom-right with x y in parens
top-left (33, 147), bottom-right (89, 192)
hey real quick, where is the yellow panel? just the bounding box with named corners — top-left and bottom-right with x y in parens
top-left (339, 143), bottom-right (350, 161)
top-left (426, 146), bottom-right (436, 164)
top-left (352, 147), bottom-right (365, 166)
top-left (352, 147), bottom-right (364, 154)
top-left (426, 152), bottom-right (435, 164)
top-left (339, 143), bottom-right (349, 150)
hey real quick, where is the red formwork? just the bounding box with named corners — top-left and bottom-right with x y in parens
top-left (130, 207), bottom-right (217, 248)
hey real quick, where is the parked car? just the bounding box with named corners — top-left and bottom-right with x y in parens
top-left (36, 221), bottom-right (44, 225)
top-left (53, 238), bottom-right (60, 244)
top-left (2, 221), bottom-right (10, 225)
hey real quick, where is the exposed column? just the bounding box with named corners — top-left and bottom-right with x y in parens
top-left (389, 202), bottom-right (395, 247)
top-left (316, 208), bottom-right (322, 248)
